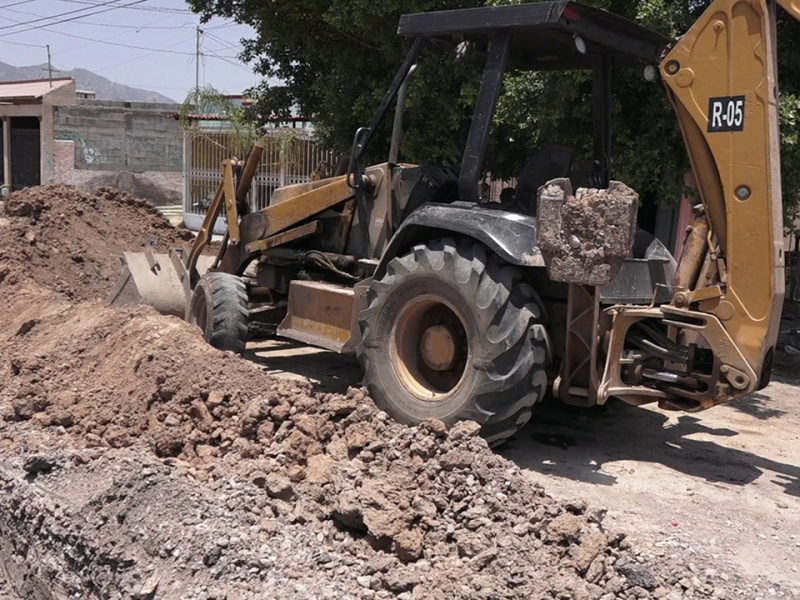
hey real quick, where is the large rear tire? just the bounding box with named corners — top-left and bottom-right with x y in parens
top-left (189, 272), bottom-right (249, 354)
top-left (357, 239), bottom-right (551, 445)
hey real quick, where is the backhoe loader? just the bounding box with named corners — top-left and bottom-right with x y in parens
top-left (111, 0), bottom-right (798, 445)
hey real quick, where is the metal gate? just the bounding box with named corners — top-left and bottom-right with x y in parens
top-left (183, 127), bottom-right (336, 233)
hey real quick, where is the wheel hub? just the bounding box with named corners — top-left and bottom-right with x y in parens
top-left (421, 324), bottom-right (459, 371)
top-left (391, 296), bottom-right (469, 401)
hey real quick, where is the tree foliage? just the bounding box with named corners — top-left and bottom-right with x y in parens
top-left (188, 0), bottom-right (800, 220)
top-left (486, 0), bottom-right (705, 199)
top-left (187, 0), bottom-right (484, 165)
top-left (179, 85), bottom-right (260, 152)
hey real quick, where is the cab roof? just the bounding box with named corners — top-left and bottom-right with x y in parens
top-left (398, 1), bottom-right (672, 70)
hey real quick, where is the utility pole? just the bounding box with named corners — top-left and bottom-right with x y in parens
top-left (195, 25), bottom-right (201, 94)
top-left (46, 44), bottom-right (52, 88)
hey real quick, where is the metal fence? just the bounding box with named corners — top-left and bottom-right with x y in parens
top-left (250, 134), bottom-right (338, 211)
top-left (182, 127), bottom-right (337, 232)
top-left (483, 176), bottom-right (517, 203)
top-left (182, 125), bottom-right (518, 231)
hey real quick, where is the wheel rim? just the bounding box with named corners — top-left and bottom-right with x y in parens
top-left (390, 295), bottom-right (469, 401)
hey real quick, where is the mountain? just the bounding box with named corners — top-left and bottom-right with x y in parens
top-left (0, 62), bottom-right (177, 104)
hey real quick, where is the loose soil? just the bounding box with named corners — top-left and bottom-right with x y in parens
top-left (505, 363), bottom-right (800, 599)
top-left (0, 185), bottom-right (796, 599)
top-left (0, 185), bottom-right (193, 301)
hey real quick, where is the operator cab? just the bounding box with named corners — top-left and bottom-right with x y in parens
top-left (347, 1), bottom-right (671, 214)
top-left (395, 3), bottom-right (676, 300)
top-left (399, 2), bottom-right (669, 203)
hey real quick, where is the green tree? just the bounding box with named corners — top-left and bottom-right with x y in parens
top-left (487, 0), bottom-right (703, 198)
top-left (188, 0), bottom-right (800, 220)
top-left (187, 0), bottom-right (484, 165)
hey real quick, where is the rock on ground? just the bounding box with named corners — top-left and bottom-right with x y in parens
top-left (0, 278), bottom-right (783, 598)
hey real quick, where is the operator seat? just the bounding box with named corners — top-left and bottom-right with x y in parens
top-left (511, 144), bottom-right (574, 215)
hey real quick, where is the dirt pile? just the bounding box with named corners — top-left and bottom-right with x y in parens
top-left (0, 185), bottom-right (193, 301)
top-left (0, 281), bottom-right (779, 599)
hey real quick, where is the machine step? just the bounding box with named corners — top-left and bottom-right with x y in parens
top-left (277, 280), bottom-right (358, 354)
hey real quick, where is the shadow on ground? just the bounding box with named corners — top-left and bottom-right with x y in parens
top-left (771, 356), bottom-right (800, 386)
top-left (501, 395), bottom-right (800, 497)
top-left (728, 393), bottom-right (787, 420)
top-left (245, 338), bottom-right (362, 395)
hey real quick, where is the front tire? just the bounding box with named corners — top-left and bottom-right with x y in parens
top-left (189, 272), bottom-right (249, 354)
top-left (357, 239), bottom-right (551, 445)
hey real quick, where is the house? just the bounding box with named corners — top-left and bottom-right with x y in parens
top-left (0, 76), bottom-right (183, 205)
top-left (0, 77), bottom-right (76, 194)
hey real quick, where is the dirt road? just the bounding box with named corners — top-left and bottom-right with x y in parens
top-left (507, 366), bottom-right (800, 594)
top-left (250, 339), bottom-right (800, 597)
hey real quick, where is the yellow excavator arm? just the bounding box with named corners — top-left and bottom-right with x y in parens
top-left (662, 0), bottom-right (800, 386)
top-left (778, 0), bottom-right (800, 15)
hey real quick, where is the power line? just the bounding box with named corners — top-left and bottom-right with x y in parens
top-left (61, 20), bottom-right (188, 29)
top-left (0, 0), bottom-right (39, 8)
top-left (92, 32), bottom-right (195, 72)
top-left (0, 15), bottom-right (242, 58)
top-left (0, 10), bottom-right (242, 59)
top-left (201, 35), bottom-right (251, 65)
top-left (193, 27), bottom-right (252, 86)
top-left (56, 13), bottom-right (188, 54)
top-left (21, 26), bottom-right (197, 53)
top-left (0, 37), bottom-right (44, 47)
top-left (0, 1), bottom-right (253, 98)
top-left (203, 31), bottom-right (242, 53)
top-left (0, 0), bottom-right (145, 32)
top-left (0, 12), bottom-right (196, 53)
top-left (0, 0), bottom-right (150, 36)
top-left (206, 22), bottom-right (239, 31)
top-left (202, 32), bottom-right (253, 71)
top-left (203, 48), bottom-right (253, 74)
top-left (2, 6), bottom-right (193, 29)
top-left (57, 0), bottom-right (191, 14)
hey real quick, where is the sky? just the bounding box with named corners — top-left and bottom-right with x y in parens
top-left (0, 0), bottom-right (262, 102)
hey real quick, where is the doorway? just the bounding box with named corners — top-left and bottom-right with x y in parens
top-left (10, 117), bottom-right (41, 190)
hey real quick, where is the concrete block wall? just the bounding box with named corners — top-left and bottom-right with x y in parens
top-left (52, 99), bottom-right (183, 205)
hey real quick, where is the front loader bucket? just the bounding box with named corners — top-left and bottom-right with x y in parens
top-left (108, 250), bottom-right (214, 318)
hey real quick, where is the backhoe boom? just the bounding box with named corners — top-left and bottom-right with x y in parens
top-left (660, 0), bottom-right (800, 391)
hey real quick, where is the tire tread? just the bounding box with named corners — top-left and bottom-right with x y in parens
top-left (190, 272), bottom-right (249, 354)
top-left (357, 239), bottom-right (550, 446)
